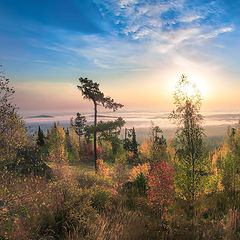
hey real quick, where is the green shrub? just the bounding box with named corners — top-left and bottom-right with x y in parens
top-left (134, 172), bottom-right (148, 196)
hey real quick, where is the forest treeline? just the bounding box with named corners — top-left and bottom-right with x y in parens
top-left (0, 70), bottom-right (240, 240)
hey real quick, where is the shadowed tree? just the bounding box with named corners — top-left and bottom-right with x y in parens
top-left (37, 126), bottom-right (45, 146)
top-left (77, 77), bottom-right (123, 171)
top-left (169, 74), bottom-right (207, 230)
top-left (123, 127), bottom-right (139, 162)
top-left (123, 128), bottom-right (133, 152)
top-left (131, 127), bottom-right (138, 158)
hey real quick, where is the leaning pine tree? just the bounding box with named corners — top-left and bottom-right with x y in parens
top-left (169, 74), bottom-right (208, 225)
top-left (77, 77), bottom-right (123, 172)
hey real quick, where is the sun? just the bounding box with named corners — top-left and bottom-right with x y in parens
top-left (188, 75), bottom-right (208, 99)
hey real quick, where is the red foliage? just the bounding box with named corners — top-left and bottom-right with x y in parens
top-left (83, 143), bottom-right (103, 159)
top-left (97, 146), bottom-right (103, 159)
top-left (85, 143), bottom-right (94, 155)
top-left (147, 161), bottom-right (174, 208)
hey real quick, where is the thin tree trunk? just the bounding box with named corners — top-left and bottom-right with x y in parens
top-left (233, 157), bottom-right (236, 209)
top-left (93, 101), bottom-right (98, 172)
top-left (79, 134), bottom-right (81, 151)
top-left (186, 103), bottom-right (195, 233)
top-left (192, 146), bottom-right (195, 236)
top-left (190, 113), bottom-right (195, 236)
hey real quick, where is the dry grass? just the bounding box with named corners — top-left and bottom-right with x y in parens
top-left (2, 162), bottom-right (240, 239)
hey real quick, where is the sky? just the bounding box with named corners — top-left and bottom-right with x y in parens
top-left (0, 0), bottom-right (239, 114)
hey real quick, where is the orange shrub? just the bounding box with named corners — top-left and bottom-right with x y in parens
top-left (96, 159), bottom-right (109, 177)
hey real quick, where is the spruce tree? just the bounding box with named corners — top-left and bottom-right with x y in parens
top-left (123, 127), bottom-right (139, 159)
top-left (37, 126), bottom-right (45, 146)
top-left (131, 127), bottom-right (138, 157)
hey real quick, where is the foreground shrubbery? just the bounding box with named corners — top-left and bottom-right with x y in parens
top-left (0, 162), bottom-right (159, 239)
top-left (0, 165), bottom-right (108, 239)
top-left (1, 152), bottom-right (240, 239)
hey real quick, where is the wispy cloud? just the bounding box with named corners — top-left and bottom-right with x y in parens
top-left (32, 60), bottom-right (49, 64)
top-left (93, 59), bottom-right (112, 69)
top-left (199, 26), bottom-right (233, 39)
top-left (36, 30), bottom-right (149, 70)
top-left (94, 0), bottom-right (233, 51)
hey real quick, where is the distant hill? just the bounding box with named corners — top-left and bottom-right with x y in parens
top-left (26, 115), bottom-right (54, 119)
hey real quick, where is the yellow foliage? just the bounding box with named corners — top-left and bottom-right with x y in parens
top-left (140, 139), bottom-right (151, 158)
top-left (166, 139), bottom-right (175, 165)
top-left (47, 124), bottom-right (67, 163)
top-left (129, 163), bottom-right (150, 182)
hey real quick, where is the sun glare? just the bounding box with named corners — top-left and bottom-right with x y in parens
top-left (188, 76), bottom-right (208, 99)
top-left (185, 83), bottom-right (196, 98)
top-left (166, 73), bottom-right (208, 101)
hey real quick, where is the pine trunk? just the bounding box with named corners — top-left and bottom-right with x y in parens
top-left (93, 101), bottom-right (98, 172)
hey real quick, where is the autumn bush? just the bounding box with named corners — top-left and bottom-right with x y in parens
top-left (96, 158), bottom-right (110, 177)
top-left (147, 161), bottom-right (174, 215)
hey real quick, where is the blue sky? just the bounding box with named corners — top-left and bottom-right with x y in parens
top-left (0, 0), bottom-right (239, 113)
